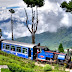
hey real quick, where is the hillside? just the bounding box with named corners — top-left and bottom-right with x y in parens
top-left (15, 27), bottom-right (72, 50)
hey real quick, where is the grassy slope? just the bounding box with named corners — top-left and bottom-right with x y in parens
top-left (0, 51), bottom-right (43, 72)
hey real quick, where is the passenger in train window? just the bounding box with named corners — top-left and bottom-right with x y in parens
top-left (12, 49), bottom-right (13, 51)
top-left (37, 49), bottom-right (41, 53)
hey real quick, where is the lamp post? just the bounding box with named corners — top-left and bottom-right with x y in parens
top-left (9, 9), bottom-right (15, 40)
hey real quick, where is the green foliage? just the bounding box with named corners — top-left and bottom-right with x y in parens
top-left (7, 63), bottom-right (34, 72)
top-left (61, 0), bottom-right (72, 12)
top-left (61, 1), bottom-right (68, 8)
top-left (58, 43), bottom-right (64, 52)
top-left (53, 64), bottom-right (66, 72)
top-left (43, 64), bottom-right (52, 71)
top-left (0, 51), bottom-right (44, 72)
top-left (23, 0), bottom-right (44, 7)
top-left (9, 9), bottom-right (15, 14)
top-left (1, 68), bottom-right (11, 72)
top-left (0, 55), bottom-right (34, 72)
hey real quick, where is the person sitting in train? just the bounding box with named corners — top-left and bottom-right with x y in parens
top-left (12, 49), bottom-right (14, 51)
top-left (37, 49), bottom-right (40, 53)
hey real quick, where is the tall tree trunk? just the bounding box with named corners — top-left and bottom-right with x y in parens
top-left (12, 31), bottom-right (13, 40)
top-left (11, 14), bottom-right (13, 40)
top-left (24, 7), bottom-right (38, 44)
top-left (32, 32), bottom-right (35, 44)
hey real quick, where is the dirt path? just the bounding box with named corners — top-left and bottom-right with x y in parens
top-left (35, 62), bottom-right (72, 72)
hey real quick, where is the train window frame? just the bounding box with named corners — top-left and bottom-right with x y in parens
top-left (40, 48), bottom-right (42, 53)
top-left (11, 45), bottom-right (15, 51)
top-left (6, 44), bottom-right (10, 50)
top-left (22, 48), bottom-right (27, 54)
top-left (16, 47), bottom-right (21, 52)
top-left (44, 47), bottom-right (50, 51)
top-left (3, 44), bottom-right (5, 49)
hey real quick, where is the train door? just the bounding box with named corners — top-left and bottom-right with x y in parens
top-left (33, 48), bottom-right (37, 60)
top-left (28, 48), bottom-right (31, 59)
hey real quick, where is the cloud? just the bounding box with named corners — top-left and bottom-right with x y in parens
top-left (0, 0), bottom-right (23, 7)
top-left (0, 0), bottom-right (72, 39)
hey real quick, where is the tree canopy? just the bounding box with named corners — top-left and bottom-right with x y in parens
top-left (9, 9), bottom-right (15, 14)
top-left (23, 0), bottom-right (44, 7)
top-left (58, 43), bottom-right (64, 52)
top-left (60, 0), bottom-right (72, 12)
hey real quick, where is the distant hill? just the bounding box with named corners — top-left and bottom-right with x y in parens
top-left (15, 27), bottom-right (72, 50)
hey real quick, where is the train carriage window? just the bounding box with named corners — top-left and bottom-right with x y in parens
top-left (37, 48), bottom-right (41, 53)
top-left (3, 44), bottom-right (5, 49)
top-left (44, 47), bottom-right (50, 51)
top-left (40, 48), bottom-right (42, 52)
top-left (11, 45), bottom-right (15, 51)
top-left (6, 45), bottom-right (10, 50)
top-left (22, 48), bottom-right (27, 54)
top-left (16, 47), bottom-right (21, 52)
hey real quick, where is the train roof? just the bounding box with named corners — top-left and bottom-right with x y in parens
top-left (2, 40), bottom-right (37, 48)
top-left (36, 46), bottom-right (49, 49)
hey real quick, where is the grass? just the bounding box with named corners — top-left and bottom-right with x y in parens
top-left (1, 68), bottom-right (11, 72)
top-left (0, 50), bottom-right (43, 72)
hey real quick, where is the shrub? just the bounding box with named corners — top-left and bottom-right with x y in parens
top-left (1, 68), bottom-right (11, 72)
top-left (58, 43), bottom-right (64, 52)
top-left (0, 51), bottom-right (35, 72)
top-left (7, 63), bottom-right (34, 72)
top-left (43, 64), bottom-right (52, 71)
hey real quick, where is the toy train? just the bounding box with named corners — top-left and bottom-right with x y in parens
top-left (0, 39), bottom-right (72, 68)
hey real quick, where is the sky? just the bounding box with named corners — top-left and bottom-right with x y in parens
top-left (0, 0), bottom-right (72, 39)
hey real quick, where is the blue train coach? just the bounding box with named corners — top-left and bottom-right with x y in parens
top-left (1, 40), bottom-right (37, 60)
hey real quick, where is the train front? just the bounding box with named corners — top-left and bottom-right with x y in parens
top-left (36, 46), bottom-right (72, 68)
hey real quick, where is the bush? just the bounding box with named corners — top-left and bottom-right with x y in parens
top-left (1, 68), bottom-right (11, 72)
top-left (58, 43), bottom-right (64, 52)
top-left (43, 64), bottom-right (52, 71)
top-left (0, 51), bottom-right (35, 72)
top-left (7, 63), bottom-right (34, 72)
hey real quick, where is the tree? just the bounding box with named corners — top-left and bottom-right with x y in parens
top-left (23, 0), bottom-right (44, 44)
top-left (58, 43), bottom-right (64, 52)
top-left (60, 0), bottom-right (72, 12)
top-left (9, 9), bottom-right (15, 40)
top-left (23, 0), bottom-right (44, 7)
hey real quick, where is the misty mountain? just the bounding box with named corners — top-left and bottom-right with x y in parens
top-left (15, 27), bottom-right (72, 50)
top-left (0, 17), bottom-right (31, 26)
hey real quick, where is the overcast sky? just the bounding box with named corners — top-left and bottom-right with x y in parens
top-left (0, 0), bottom-right (72, 39)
